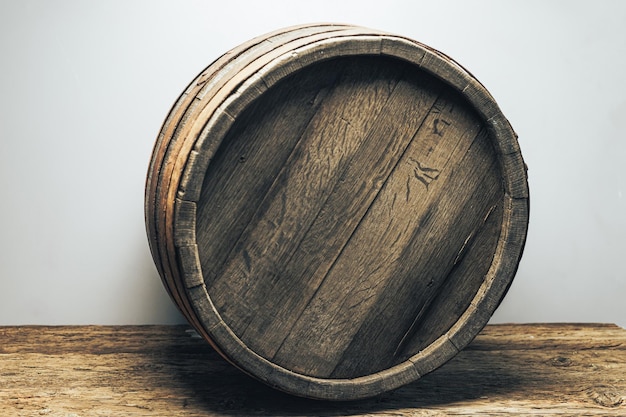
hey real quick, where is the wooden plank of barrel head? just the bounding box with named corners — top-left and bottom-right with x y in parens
top-left (145, 24), bottom-right (529, 400)
top-left (146, 24), bottom-right (357, 327)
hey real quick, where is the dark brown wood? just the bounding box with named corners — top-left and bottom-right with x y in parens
top-left (146, 23), bottom-right (357, 332)
top-left (145, 24), bottom-right (530, 400)
top-left (1, 324), bottom-right (625, 416)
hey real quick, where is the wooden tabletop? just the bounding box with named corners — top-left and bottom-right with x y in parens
top-left (1, 323), bottom-right (624, 416)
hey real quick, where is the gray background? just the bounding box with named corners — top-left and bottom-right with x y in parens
top-left (1, 1), bottom-right (624, 327)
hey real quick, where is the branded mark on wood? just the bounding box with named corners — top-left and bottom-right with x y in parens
top-left (408, 157), bottom-right (440, 189)
top-left (433, 118), bottom-right (451, 136)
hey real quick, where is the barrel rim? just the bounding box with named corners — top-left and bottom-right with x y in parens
top-left (162, 26), bottom-right (529, 400)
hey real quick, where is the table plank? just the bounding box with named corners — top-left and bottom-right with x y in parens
top-left (1, 324), bottom-right (624, 416)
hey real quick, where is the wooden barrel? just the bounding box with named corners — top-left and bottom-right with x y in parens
top-left (145, 24), bottom-right (529, 400)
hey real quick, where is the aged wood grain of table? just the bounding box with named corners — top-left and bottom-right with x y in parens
top-left (1, 323), bottom-right (624, 416)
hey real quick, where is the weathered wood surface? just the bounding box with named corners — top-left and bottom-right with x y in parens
top-left (145, 24), bottom-right (529, 399)
top-left (1, 323), bottom-right (624, 416)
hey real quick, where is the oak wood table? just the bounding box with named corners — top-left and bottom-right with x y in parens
top-left (1, 323), bottom-right (624, 416)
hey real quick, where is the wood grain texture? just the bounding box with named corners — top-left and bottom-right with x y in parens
top-left (1, 324), bottom-right (624, 416)
top-left (148, 24), bottom-right (355, 326)
top-left (145, 24), bottom-right (530, 400)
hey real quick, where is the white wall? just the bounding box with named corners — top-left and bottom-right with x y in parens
top-left (1, 1), bottom-right (624, 327)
